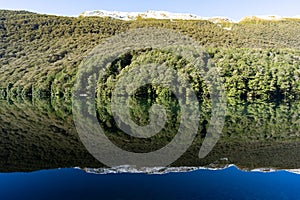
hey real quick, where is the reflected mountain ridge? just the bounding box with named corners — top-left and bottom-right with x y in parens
top-left (81, 164), bottom-right (300, 175)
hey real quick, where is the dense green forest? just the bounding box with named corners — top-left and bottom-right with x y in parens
top-left (1, 10), bottom-right (300, 102)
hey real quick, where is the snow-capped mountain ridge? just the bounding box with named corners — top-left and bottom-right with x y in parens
top-left (80, 10), bottom-right (300, 23)
top-left (80, 10), bottom-right (234, 23)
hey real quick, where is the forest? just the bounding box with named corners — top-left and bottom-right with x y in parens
top-left (1, 10), bottom-right (300, 103)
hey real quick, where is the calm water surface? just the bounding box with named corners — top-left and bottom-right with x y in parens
top-left (1, 166), bottom-right (300, 200)
top-left (2, 99), bottom-right (300, 199)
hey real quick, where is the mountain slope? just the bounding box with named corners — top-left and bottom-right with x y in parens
top-left (1, 10), bottom-right (300, 102)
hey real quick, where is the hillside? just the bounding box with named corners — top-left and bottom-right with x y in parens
top-left (1, 10), bottom-right (300, 102)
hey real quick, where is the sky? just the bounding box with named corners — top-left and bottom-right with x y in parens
top-left (1, 0), bottom-right (300, 21)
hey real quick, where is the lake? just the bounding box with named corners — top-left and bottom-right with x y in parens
top-left (1, 98), bottom-right (300, 199)
top-left (1, 166), bottom-right (300, 200)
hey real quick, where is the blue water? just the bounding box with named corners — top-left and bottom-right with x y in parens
top-left (0, 166), bottom-right (300, 200)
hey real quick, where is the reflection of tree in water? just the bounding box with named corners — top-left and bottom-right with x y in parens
top-left (2, 98), bottom-right (300, 171)
top-left (96, 85), bottom-right (196, 153)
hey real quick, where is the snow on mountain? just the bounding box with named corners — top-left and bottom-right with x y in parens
top-left (241, 15), bottom-right (300, 21)
top-left (80, 10), bottom-right (234, 23)
top-left (80, 10), bottom-right (300, 23)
